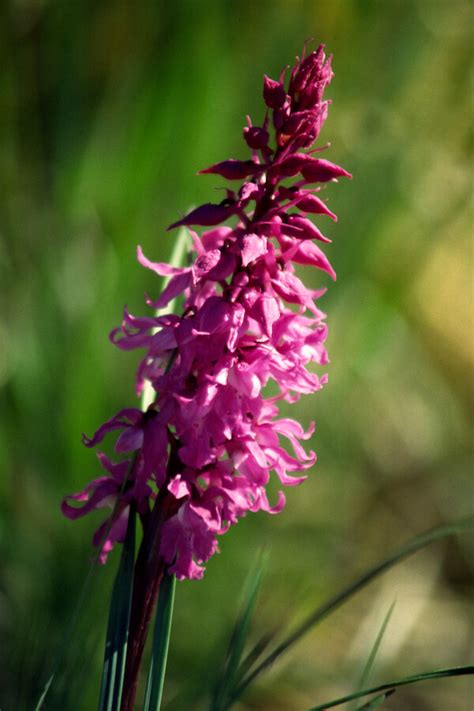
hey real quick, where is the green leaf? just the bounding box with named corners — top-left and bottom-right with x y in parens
top-left (230, 518), bottom-right (474, 702)
top-left (211, 551), bottom-right (268, 711)
top-left (309, 665), bottom-right (474, 710)
top-left (355, 689), bottom-right (395, 710)
top-left (98, 505), bottom-right (136, 711)
top-left (143, 571), bottom-right (177, 711)
top-left (352, 599), bottom-right (396, 708)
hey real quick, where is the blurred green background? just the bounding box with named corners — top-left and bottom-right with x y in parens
top-left (0, 0), bottom-right (472, 709)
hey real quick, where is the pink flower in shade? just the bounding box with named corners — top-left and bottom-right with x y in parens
top-left (61, 452), bottom-right (152, 563)
top-left (63, 44), bottom-right (351, 580)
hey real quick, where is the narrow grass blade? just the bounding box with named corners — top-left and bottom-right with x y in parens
top-left (351, 599), bottom-right (396, 708)
top-left (33, 513), bottom-right (117, 709)
top-left (34, 674), bottom-right (54, 711)
top-left (355, 689), bottom-right (395, 710)
top-left (211, 552), bottom-right (268, 711)
top-left (309, 665), bottom-right (474, 710)
top-left (143, 571), bottom-right (176, 711)
top-left (98, 505), bottom-right (136, 711)
top-left (230, 518), bottom-right (473, 701)
top-left (231, 630), bottom-right (275, 687)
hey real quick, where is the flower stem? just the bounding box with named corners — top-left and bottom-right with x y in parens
top-left (120, 487), bottom-right (179, 711)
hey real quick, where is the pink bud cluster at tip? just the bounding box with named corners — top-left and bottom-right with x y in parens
top-left (62, 45), bottom-right (351, 580)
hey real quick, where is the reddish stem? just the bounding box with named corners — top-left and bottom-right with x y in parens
top-left (121, 483), bottom-right (180, 710)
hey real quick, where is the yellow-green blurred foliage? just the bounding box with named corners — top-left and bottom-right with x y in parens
top-left (0, 1), bottom-right (472, 709)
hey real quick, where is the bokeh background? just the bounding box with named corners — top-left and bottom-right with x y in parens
top-left (0, 0), bottom-right (472, 709)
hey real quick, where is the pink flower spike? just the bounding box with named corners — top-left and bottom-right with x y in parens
top-left (65, 43), bottom-right (350, 582)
